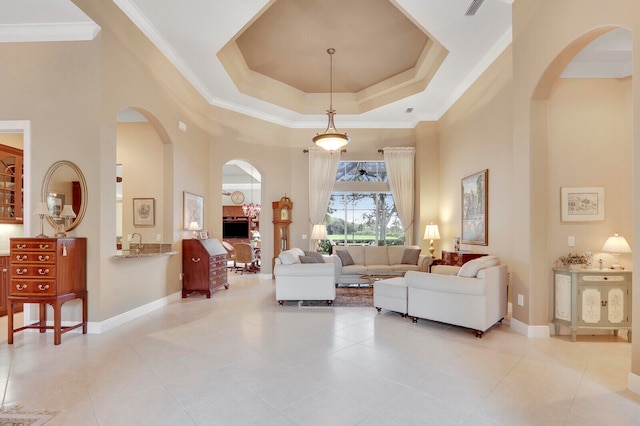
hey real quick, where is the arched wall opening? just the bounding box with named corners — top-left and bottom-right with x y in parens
top-left (529, 26), bottom-right (633, 331)
top-left (116, 107), bottom-right (174, 250)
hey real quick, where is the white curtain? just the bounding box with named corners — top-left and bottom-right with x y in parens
top-left (384, 147), bottom-right (415, 244)
top-left (308, 147), bottom-right (340, 225)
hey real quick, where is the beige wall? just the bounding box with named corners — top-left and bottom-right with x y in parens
top-left (511, 0), bottom-right (640, 379)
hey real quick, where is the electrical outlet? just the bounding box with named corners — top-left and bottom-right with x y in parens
top-left (302, 234), bottom-right (307, 240)
top-left (127, 234), bottom-right (132, 242)
top-left (518, 294), bottom-right (524, 306)
top-left (568, 236), bottom-right (575, 247)
top-left (179, 272), bottom-right (183, 281)
top-left (156, 234), bottom-right (161, 242)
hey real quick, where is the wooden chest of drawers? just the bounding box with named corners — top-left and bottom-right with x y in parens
top-left (441, 250), bottom-right (487, 267)
top-left (182, 238), bottom-right (229, 298)
top-left (7, 237), bottom-right (87, 345)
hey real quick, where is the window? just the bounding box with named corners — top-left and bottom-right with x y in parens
top-left (324, 161), bottom-right (403, 246)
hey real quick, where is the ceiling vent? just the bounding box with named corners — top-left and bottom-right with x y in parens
top-left (465, 0), bottom-right (485, 16)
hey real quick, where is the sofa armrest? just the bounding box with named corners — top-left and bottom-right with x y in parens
top-left (431, 265), bottom-right (461, 275)
top-left (417, 255), bottom-right (431, 272)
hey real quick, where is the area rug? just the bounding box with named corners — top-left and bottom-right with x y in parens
top-left (0, 406), bottom-right (57, 426)
top-left (299, 286), bottom-right (373, 307)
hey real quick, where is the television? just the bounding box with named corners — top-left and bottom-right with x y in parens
top-left (223, 221), bottom-right (249, 239)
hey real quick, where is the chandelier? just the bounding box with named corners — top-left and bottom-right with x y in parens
top-left (242, 164), bottom-right (261, 218)
top-left (242, 203), bottom-right (261, 218)
top-left (312, 48), bottom-right (350, 151)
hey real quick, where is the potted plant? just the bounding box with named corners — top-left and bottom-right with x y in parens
top-left (557, 253), bottom-right (588, 269)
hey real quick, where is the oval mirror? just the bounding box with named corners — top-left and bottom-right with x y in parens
top-left (41, 160), bottom-right (87, 232)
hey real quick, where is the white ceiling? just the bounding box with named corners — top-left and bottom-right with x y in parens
top-left (0, 0), bottom-right (632, 130)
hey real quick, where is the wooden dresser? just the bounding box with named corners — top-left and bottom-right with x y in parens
top-left (182, 238), bottom-right (229, 298)
top-left (7, 237), bottom-right (87, 345)
top-left (441, 250), bottom-right (487, 267)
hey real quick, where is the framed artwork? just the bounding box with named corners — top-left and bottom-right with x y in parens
top-left (47, 192), bottom-right (65, 217)
top-left (133, 198), bottom-right (155, 226)
top-left (461, 169), bottom-right (488, 246)
top-left (561, 187), bottom-right (604, 222)
top-left (183, 191), bottom-right (204, 230)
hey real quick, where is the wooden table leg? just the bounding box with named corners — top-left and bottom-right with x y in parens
top-left (39, 303), bottom-right (47, 333)
top-left (82, 293), bottom-right (88, 334)
top-left (7, 299), bottom-right (14, 344)
top-left (54, 300), bottom-right (62, 345)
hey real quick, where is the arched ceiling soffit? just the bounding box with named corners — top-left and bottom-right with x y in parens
top-left (217, 0), bottom-right (448, 115)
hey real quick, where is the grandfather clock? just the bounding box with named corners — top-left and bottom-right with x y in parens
top-left (272, 195), bottom-right (293, 275)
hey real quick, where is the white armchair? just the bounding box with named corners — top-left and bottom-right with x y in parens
top-left (274, 248), bottom-right (337, 305)
top-left (405, 257), bottom-right (508, 337)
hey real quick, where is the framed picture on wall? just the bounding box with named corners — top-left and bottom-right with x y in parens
top-left (47, 192), bottom-right (65, 217)
top-left (461, 169), bottom-right (488, 246)
top-left (133, 198), bottom-right (155, 227)
top-left (560, 187), bottom-right (604, 222)
top-left (183, 191), bottom-right (204, 230)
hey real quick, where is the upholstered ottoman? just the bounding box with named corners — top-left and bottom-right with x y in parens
top-left (373, 277), bottom-right (408, 317)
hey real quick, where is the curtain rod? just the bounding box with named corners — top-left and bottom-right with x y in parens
top-left (303, 149), bottom-right (347, 153)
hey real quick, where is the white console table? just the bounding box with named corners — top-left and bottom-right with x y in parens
top-left (553, 268), bottom-right (632, 342)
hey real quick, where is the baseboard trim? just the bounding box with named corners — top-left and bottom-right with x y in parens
top-left (628, 372), bottom-right (640, 396)
top-left (510, 317), bottom-right (551, 338)
top-left (86, 291), bottom-right (183, 334)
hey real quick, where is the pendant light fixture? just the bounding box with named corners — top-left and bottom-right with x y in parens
top-left (312, 48), bottom-right (350, 151)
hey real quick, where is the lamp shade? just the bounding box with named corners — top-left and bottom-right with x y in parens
top-left (33, 202), bottom-right (50, 216)
top-left (60, 205), bottom-right (76, 218)
top-left (423, 223), bottom-right (441, 241)
top-left (311, 224), bottom-right (328, 240)
top-left (188, 221), bottom-right (200, 231)
top-left (602, 233), bottom-right (632, 254)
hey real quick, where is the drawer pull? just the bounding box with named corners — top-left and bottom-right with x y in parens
top-left (17, 244), bottom-right (27, 249)
top-left (38, 255), bottom-right (50, 262)
top-left (15, 284), bottom-right (27, 291)
top-left (39, 244), bottom-right (49, 249)
top-left (38, 284), bottom-right (50, 291)
top-left (15, 255), bottom-right (27, 261)
top-left (191, 257), bottom-right (201, 263)
top-left (16, 268), bottom-right (27, 275)
top-left (38, 268), bottom-right (50, 275)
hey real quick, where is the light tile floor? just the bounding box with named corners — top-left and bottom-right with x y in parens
top-left (1, 273), bottom-right (639, 425)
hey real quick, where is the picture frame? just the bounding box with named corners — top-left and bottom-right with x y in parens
top-left (183, 191), bottom-right (204, 230)
top-left (560, 187), bottom-right (604, 222)
top-left (461, 169), bottom-right (488, 246)
top-left (133, 198), bottom-right (155, 227)
top-left (199, 230), bottom-right (209, 240)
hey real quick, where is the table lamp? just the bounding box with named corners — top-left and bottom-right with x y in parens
top-left (33, 202), bottom-right (50, 238)
top-left (188, 221), bottom-right (200, 239)
top-left (311, 224), bottom-right (328, 252)
top-left (601, 232), bottom-right (632, 270)
top-left (423, 223), bottom-right (441, 258)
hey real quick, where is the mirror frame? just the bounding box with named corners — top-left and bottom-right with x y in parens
top-left (41, 160), bottom-right (87, 232)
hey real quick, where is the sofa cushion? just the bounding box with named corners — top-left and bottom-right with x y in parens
top-left (304, 251), bottom-right (325, 263)
top-left (401, 248), bottom-right (421, 265)
top-left (279, 248), bottom-right (305, 265)
top-left (365, 246), bottom-right (388, 265)
top-left (457, 256), bottom-right (500, 278)
top-left (299, 255), bottom-right (318, 264)
top-left (336, 249), bottom-right (355, 266)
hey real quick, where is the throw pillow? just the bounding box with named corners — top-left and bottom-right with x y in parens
top-left (401, 248), bottom-right (421, 265)
top-left (303, 251), bottom-right (325, 263)
top-left (336, 249), bottom-right (354, 266)
top-left (279, 249), bottom-right (301, 265)
top-left (299, 255), bottom-right (319, 264)
top-left (457, 256), bottom-right (499, 278)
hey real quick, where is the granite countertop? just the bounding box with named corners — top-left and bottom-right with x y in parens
top-left (114, 250), bottom-right (178, 259)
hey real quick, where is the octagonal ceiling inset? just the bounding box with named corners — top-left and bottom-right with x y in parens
top-left (218, 0), bottom-right (448, 115)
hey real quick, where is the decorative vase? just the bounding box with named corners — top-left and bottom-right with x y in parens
top-left (568, 264), bottom-right (584, 270)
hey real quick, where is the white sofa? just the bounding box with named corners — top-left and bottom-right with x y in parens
top-left (274, 248), bottom-right (337, 305)
top-left (331, 245), bottom-right (430, 285)
top-left (405, 257), bottom-right (508, 337)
